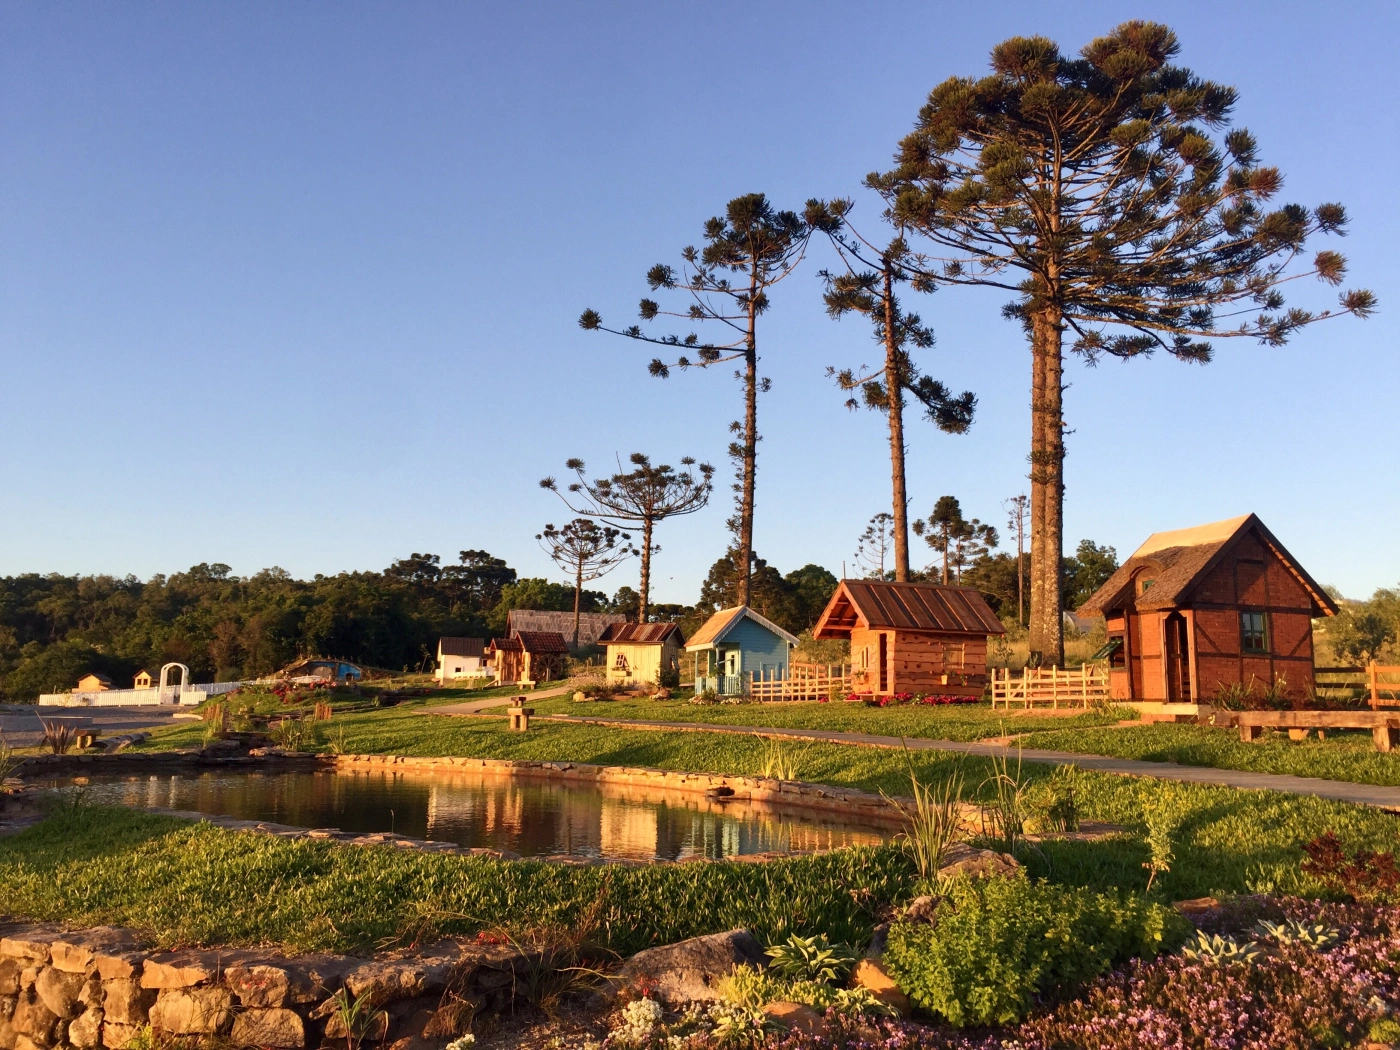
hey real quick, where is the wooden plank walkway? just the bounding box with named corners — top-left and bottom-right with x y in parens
top-left (501, 713), bottom-right (1400, 811)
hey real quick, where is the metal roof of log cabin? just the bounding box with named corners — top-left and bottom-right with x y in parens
top-left (599, 622), bottom-right (685, 645)
top-left (685, 606), bottom-right (800, 650)
top-left (1077, 513), bottom-right (1337, 618)
top-left (438, 637), bottom-right (486, 658)
top-left (490, 631), bottom-right (570, 654)
top-left (813, 580), bottom-right (1006, 639)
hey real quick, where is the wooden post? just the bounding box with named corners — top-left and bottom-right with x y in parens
top-left (1185, 609), bottom-right (1199, 702)
top-left (1372, 661), bottom-right (1380, 709)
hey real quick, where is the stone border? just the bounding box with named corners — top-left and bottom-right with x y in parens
top-left (0, 921), bottom-right (530, 1050)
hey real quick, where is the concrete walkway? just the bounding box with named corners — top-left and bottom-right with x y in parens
top-left (0, 704), bottom-right (195, 749)
top-left (423, 685), bottom-right (575, 717)
top-left (530, 713), bottom-right (1400, 810)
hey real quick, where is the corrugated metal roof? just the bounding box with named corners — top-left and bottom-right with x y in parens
top-left (438, 637), bottom-right (486, 658)
top-left (600, 622), bottom-right (684, 645)
top-left (815, 580), bottom-right (1005, 638)
top-left (490, 631), bottom-right (570, 654)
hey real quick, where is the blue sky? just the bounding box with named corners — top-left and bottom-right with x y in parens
top-left (1, 2), bottom-right (1395, 603)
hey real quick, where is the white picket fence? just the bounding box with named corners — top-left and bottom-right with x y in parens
top-left (38, 680), bottom-right (252, 708)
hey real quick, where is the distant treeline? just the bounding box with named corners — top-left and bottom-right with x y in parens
top-left (0, 540), bottom-right (1123, 702)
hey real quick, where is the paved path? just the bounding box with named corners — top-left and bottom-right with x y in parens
top-left (0, 705), bottom-right (195, 749)
top-left (527, 713), bottom-right (1400, 810)
top-left (422, 685), bottom-right (574, 717)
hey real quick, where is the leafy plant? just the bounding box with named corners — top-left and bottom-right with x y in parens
top-left (0, 734), bottom-right (18, 783)
top-left (1179, 930), bottom-right (1262, 964)
top-left (39, 720), bottom-right (75, 756)
top-left (758, 737), bottom-right (802, 781)
top-left (1255, 918), bottom-right (1343, 951)
top-left (1141, 796), bottom-right (1179, 892)
top-left (327, 726), bottom-right (349, 755)
top-left (883, 759), bottom-right (964, 888)
top-left (882, 875), bottom-right (1182, 1026)
top-left (690, 689), bottom-right (719, 706)
top-left (764, 932), bottom-right (856, 984)
top-left (1302, 832), bottom-right (1400, 902)
top-left (329, 989), bottom-right (388, 1050)
top-left (1038, 763), bottom-right (1082, 834)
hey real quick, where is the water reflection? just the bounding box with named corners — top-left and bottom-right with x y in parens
top-left (43, 771), bottom-right (889, 862)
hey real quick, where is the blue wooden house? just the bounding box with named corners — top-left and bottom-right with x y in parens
top-left (686, 606), bottom-right (799, 696)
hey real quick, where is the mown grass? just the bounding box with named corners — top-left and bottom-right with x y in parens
top-left (0, 803), bottom-right (911, 955)
top-left (517, 695), bottom-right (1122, 741)
top-left (1018, 723), bottom-right (1400, 788)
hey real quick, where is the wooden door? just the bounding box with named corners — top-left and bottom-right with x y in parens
top-left (1165, 612), bottom-right (1190, 701)
top-left (878, 633), bottom-right (888, 694)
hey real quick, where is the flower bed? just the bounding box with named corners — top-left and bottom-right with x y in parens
top-left (846, 693), bottom-right (982, 708)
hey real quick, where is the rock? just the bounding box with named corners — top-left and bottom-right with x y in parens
top-left (0, 933), bottom-right (59, 966)
top-left (1173, 897), bottom-right (1220, 918)
top-left (67, 1007), bottom-right (102, 1049)
top-left (140, 954), bottom-right (217, 990)
top-left (0, 997), bottom-right (14, 1022)
top-left (33, 970), bottom-right (85, 1020)
top-left (0, 1017), bottom-right (13, 1050)
top-left (573, 691), bottom-right (587, 702)
top-left (864, 924), bottom-right (889, 960)
top-left (938, 843), bottom-right (1020, 880)
top-left (94, 955), bottom-right (142, 983)
top-left (10, 994), bottom-right (59, 1045)
top-left (227, 957), bottom-right (349, 1008)
top-left (614, 930), bottom-right (766, 1004)
top-left (149, 987), bottom-right (233, 1035)
top-left (226, 965), bottom-right (292, 1008)
top-left (230, 1007), bottom-right (305, 1048)
top-left (762, 1001), bottom-right (823, 1037)
top-left (102, 979), bottom-right (156, 1026)
top-left (100, 1022), bottom-right (141, 1049)
top-left (50, 930), bottom-right (142, 976)
top-left (849, 959), bottom-right (908, 1016)
top-left (0, 961), bottom-right (19, 997)
top-left (900, 895), bottom-right (941, 924)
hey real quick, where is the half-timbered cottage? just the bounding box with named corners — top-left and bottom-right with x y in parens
top-left (489, 631), bottom-right (569, 685)
top-left (1078, 514), bottom-right (1336, 702)
top-left (812, 580), bottom-right (1006, 697)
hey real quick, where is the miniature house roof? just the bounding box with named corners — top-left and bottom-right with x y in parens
top-left (492, 631), bottom-right (570, 654)
top-left (78, 672), bottom-right (113, 685)
top-left (812, 580), bottom-right (1006, 640)
top-left (438, 637), bottom-right (486, 659)
top-left (1078, 513), bottom-right (1337, 618)
top-left (600, 622), bottom-right (685, 646)
top-left (685, 606), bottom-right (799, 651)
top-left (506, 610), bottom-right (625, 648)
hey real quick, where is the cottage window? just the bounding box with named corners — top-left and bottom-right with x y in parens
top-left (1138, 578), bottom-right (1156, 595)
top-left (1240, 611), bottom-right (1269, 654)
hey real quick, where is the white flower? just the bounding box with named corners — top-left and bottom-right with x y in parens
top-left (445, 1036), bottom-right (476, 1050)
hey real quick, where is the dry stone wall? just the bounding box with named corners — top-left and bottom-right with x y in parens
top-left (0, 923), bottom-right (527, 1050)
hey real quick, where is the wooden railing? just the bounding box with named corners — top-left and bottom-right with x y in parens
top-left (1369, 663), bottom-right (1400, 708)
top-left (990, 664), bottom-right (1110, 710)
top-left (747, 663), bottom-right (852, 702)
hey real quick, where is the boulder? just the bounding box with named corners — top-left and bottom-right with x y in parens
top-left (149, 987), bottom-right (233, 1035)
top-left (849, 959), bottom-right (908, 1016)
top-left (900, 896), bottom-right (941, 924)
top-left (67, 1007), bottom-right (102, 1049)
top-left (762, 1001), bottom-right (822, 1037)
top-left (33, 970), bottom-right (84, 1020)
top-left (1173, 897), bottom-right (1220, 919)
top-left (50, 930), bottom-right (142, 976)
top-left (938, 844), bottom-right (1020, 880)
top-left (140, 954), bottom-right (217, 990)
top-left (614, 930), bottom-right (766, 1004)
top-left (9, 994), bottom-right (59, 1046)
top-left (102, 979), bottom-right (156, 1026)
top-left (229, 1008), bottom-right (306, 1048)
top-left (0, 961), bottom-right (19, 998)
top-left (0, 1016), bottom-right (14, 1050)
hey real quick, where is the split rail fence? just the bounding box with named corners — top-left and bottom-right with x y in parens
top-left (990, 664), bottom-right (1110, 710)
top-left (747, 663), bottom-right (852, 702)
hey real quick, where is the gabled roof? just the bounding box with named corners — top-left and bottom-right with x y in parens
top-left (600, 622), bottom-right (684, 645)
top-left (1078, 513), bottom-right (1337, 618)
top-left (438, 637), bottom-right (486, 659)
top-left (492, 631), bottom-right (570, 654)
top-left (685, 606), bottom-right (799, 651)
top-left (812, 580), bottom-right (1006, 640)
top-left (78, 672), bottom-right (113, 684)
top-left (507, 610), bottom-right (624, 648)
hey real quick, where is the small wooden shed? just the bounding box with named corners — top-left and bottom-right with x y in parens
top-left (133, 669), bottom-right (153, 689)
top-left (812, 580), bottom-right (1006, 697)
top-left (490, 631), bottom-right (569, 685)
top-left (686, 607), bottom-right (798, 696)
top-left (72, 673), bottom-right (113, 693)
top-left (600, 622), bottom-right (685, 687)
top-left (1078, 514), bottom-right (1337, 702)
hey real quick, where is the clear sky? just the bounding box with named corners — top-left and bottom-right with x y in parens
top-left (1, 2), bottom-right (1395, 603)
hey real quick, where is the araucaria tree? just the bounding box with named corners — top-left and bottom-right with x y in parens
top-left (809, 201), bottom-right (976, 581)
top-left (913, 495), bottom-right (997, 584)
top-left (536, 519), bottom-right (633, 647)
top-left (579, 194), bottom-right (815, 607)
top-left (873, 21), bottom-right (1375, 665)
top-left (854, 512), bottom-right (895, 579)
top-left (540, 454), bottom-right (714, 623)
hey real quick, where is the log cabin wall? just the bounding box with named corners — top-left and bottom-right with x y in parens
top-left (850, 626), bottom-right (989, 696)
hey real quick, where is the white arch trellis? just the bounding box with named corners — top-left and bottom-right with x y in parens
top-left (158, 662), bottom-right (190, 702)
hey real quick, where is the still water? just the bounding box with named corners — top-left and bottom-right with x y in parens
top-left (43, 770), bottom-right (890, 862)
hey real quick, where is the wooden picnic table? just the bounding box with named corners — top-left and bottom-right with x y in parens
top-left (1237, 710), bottom-right (1400, 752)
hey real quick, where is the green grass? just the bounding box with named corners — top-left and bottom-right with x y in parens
top-left (516, 695), bottom-right (1123, 741)
top-left (1018, 723), bottom-right (1400, 788)
top-left (0, 804), bottom-right (911, 955)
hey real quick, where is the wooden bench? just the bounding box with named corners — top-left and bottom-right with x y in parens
top-left (1236, 710), bottom-right (1400, 752)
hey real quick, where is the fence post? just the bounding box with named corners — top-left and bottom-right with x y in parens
top-left (1372, 661), bottom-right (1379, 709)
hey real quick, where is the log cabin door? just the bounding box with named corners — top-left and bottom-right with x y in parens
top-left (878, 633), bottom-right (889, 694)
top-left (1165, 612), bottom-right (1190, 701)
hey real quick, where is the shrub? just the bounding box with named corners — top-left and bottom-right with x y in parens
top-left (882, 875), bottom-right (1184, 1027)
top-left (1302, 831), bottom-right (1400, 901)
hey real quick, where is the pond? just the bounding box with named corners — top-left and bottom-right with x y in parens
top-left (39, 769), bottom-right (892, 862)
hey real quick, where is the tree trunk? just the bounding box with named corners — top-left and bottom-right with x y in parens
top-left (883, 267), bottom-right (911, 582)
top-left (942, 534), bottom-right (950, 585)
top-left (572, 563), bottom-right (583, 649)
top-left (1028, 308), bottom-right (1066, 667)
top-left (637, 518), bottom-right (654, 623)
top-left (736, 295), bottom-right (759, 608)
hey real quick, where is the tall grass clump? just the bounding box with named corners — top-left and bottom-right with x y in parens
top-left (883, 757), bottom-right (965, 889)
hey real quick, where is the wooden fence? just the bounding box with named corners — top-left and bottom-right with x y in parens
top-left (1313, 663), bottom-right (1400, 708)
top-left (748, 663), bottom-right (852, 702)
top-left (1369, 663), bottom-right (1400, 708)
top-left (990, 664), bottom-right (1110, 710)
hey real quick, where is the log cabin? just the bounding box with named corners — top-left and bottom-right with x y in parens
top-left (812, 580), bottom-right (1006, 697)
top-left (489, 631), bottom-right (569, 685)
top-left (1077, 514), bottom-right (1336, 702)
